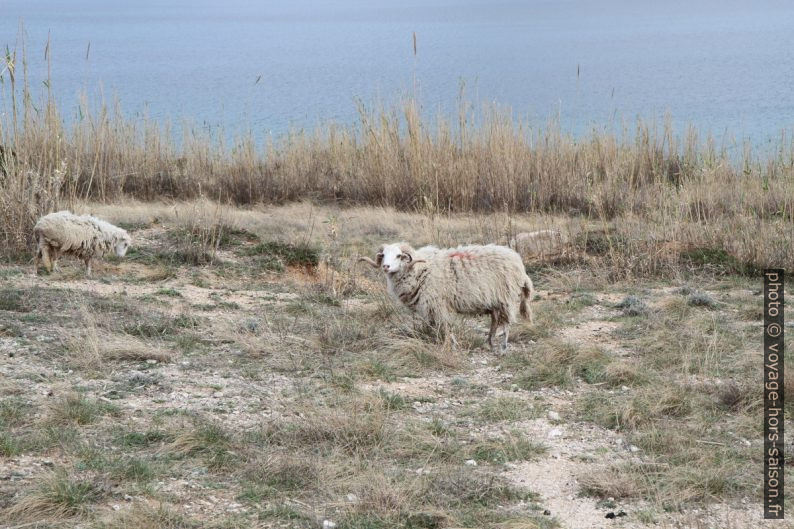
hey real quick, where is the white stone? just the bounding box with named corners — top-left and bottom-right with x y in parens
top-left (323, 521), bottom-right (337, 529)
top-left (464, 459), bottom-right (478, 466)
top-left (547, 411), bottom-right (561, 421)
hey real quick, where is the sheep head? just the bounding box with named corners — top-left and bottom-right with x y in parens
top-left (114, 232), bottom-right (132, 257)
top-left (359, 243), bottom-right (423, 274)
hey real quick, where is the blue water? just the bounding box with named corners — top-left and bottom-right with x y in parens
top-left (2, 0), bottom-right (794, 146)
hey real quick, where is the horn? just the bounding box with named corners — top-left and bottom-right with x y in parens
top-left (358, 256), bottom-right (380, 268)
top-left (406, 259), bottom-right (426, 270)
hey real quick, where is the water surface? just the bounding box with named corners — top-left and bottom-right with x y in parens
top-left (2, 0), bottom-right (793, 145)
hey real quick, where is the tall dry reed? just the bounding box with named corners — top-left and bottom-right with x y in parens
top-left (1, 41), bottom-right (792, 272)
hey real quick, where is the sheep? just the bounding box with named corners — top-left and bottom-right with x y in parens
top-left (33, 211), bottom-right (132, 276)
top-left (509, 229), bottom-right (565, 260)
top-left (360, 242), bottom-right (534, 351)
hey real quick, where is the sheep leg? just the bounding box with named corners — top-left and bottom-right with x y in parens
top-left (500, 325), bottom-right (510, 352)
top-left (39, 244), bottom-right (53, 274)
top-left (440, 322), bottom-right (456, 348)
top-left (520, 282), bottom-right (534, 324)
top-left (444, 329), bottom-right (458, 349)
top-left (487, 310), bottom-right (500, 350)
top-left (50, 247), bottom-right (61, 271)
top-left (33, 243), bottom-right (41, 275)
top-left (434, 319), bottom-right (457, 349)
top-left (84, 256), bottom-right (92, 277)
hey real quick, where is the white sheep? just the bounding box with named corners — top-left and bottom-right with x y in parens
top-left (33, 211), bottom-right (132, 276)
top-left (509, 229), bottom-right (565, 259)
top-left (360, 242), bottom-right (534, 350)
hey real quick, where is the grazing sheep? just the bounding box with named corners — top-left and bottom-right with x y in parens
top-left (509, 229), bottom-right (565, 260)
top-left (33, 211), bottom-right (132, 276)
top-left (360, 242), bottom-right (534, 350)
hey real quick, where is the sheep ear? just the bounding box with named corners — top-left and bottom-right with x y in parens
top-left (376, 245), bottom-right (384, 265)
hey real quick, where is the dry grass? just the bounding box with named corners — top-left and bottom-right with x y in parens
top-left (1, 41), bottom-right (793, 276)
top-left (0, 202), bottom-right (788, 528)
top-left (5, 470), bottom-right (106, 521)
top-left (94, 504), bottom-right (205, 529)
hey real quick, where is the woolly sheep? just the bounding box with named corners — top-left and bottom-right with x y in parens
top-left (33, 211), bottom-right (132, 276)
top-left (509, 229), bottom-right (565, 260)
top-left (360, 242), bottom-right (534, 350)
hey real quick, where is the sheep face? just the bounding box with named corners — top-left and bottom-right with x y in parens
top-left (114, 234), bottom-right (132, 257)
top-left (379, 243), bottom-right (414, 275)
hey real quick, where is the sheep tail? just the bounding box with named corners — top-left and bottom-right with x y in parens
top-left (520, 277), bottom-right (534, 323)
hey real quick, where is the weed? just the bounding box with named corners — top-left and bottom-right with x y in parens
top-left (615, 295), bottom-right (651, 317)
top-left (240, 240), bottom-right (321, 269)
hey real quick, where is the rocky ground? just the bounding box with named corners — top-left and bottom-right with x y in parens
top-left (0, 201), bottom-right (791, 529)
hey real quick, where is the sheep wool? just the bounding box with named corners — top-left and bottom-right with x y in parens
top-left (33, 210), bottom-right (132, 276)
top-left (509, 229), bottom-right (565, 260)
top-left (361, 242), bottom-right (534, 350)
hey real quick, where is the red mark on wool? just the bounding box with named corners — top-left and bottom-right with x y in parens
top-left (449, 251), bottom-right (473, 259)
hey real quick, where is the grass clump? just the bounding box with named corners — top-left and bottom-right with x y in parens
top-left (124, 311), bottom-right (199, 338)
top-left (378, 389), bottom-right (408, 411)
top-left (155, 287), bottom-right (182, 297)
top-left (169, 419), bottom-right (237, 471)
top-left (614, 295), bottom-right (651, 317)
top-left (6, 471), bottom-right (104, 520)
top-left (0, 288), bottom-right (29, 311)
top-left (48, 393), bottom-right (120, 425)
top-left (428, 469), bottom-right (533, 508)
top-left (115, 429), bottom-right (170, 448)
top-left (578, 386), bottom-right (693, 431)
top-left (686, 290), bottom-right (719, 309)
top-left (239, 453), bottom-right (321, 502)
top-left (240, 240), bottom-right (321, 270)
top-left (475, 396), bottom-right (537, 422)
top-left (680, 247), bottom-right (758, 275)
top-left (506, 340), bottom-right (612, 389)
top-left (260, 399), bottom-right (386, 455)
top-left (110, 456), bottom-right (157, 483)
top-left (0, 396), bottom-right (36, 427)
top-left (578, 463), bottom-right (647, 500)
top-left (0, 431), bottom-right (21, 456)
top-left (468, 432), bottom-right (547, 464)
top-left (94, 504), bottom-right (204, 529)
